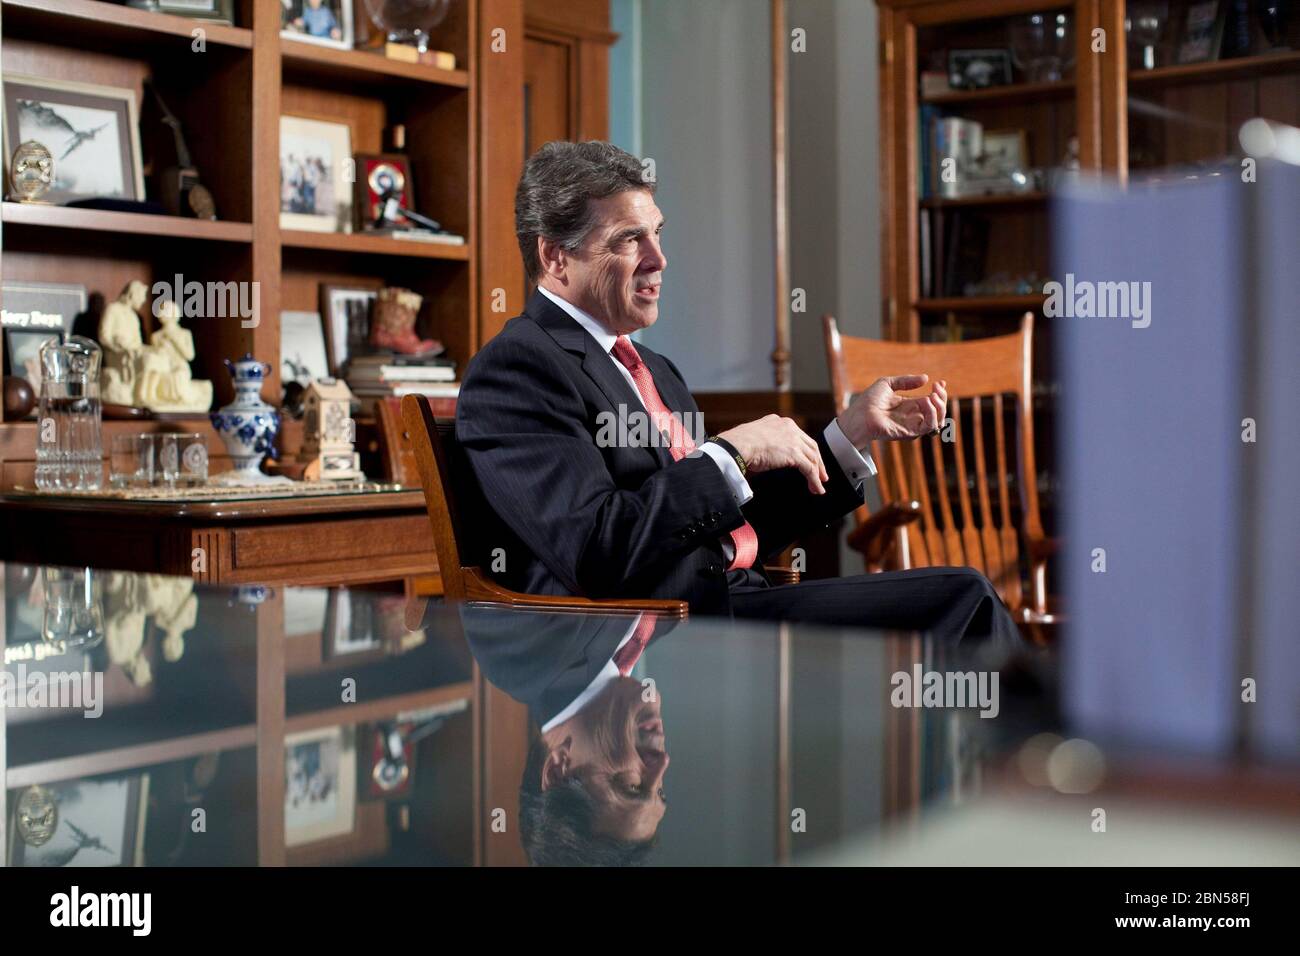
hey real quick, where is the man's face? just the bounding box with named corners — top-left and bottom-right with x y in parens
top-left (542, 677), bottom-right (669, 843)
top-left (550, 189), bottom-right (666, 336)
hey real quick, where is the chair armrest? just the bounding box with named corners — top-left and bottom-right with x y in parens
top-left (846, 499), bottom-right (922, 563)
top-left (764, 564), bottom-right (801, 586)
top-left (463, 568), bottom-right (689, 619)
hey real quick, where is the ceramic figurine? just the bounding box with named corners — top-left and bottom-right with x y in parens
top-left (298, 378), bottom-right (362, 480)
top-left (369, 287), bottom-right (437, 354)
top-left (136, 299), bottom-right (214, 412)
top-left (99, 281), bottom-right (148, 406)
top-left (209, 354), bottom-right (292, 486)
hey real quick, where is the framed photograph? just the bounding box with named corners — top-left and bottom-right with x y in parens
top-left (981, 129), bottom-right (1029, 173)
top-left (320, 281), bottom-right (381, 374)
top-left (2, 281), bottom-right (82, 393)
top-left (354, 153), bottom-right (415, 231)
top-left (280, 0), bottom-right (354, 50)
top-left (127, 0), bottom-right (235, 23)
top-left (280, 310), bottom-right (331, 384)
top-left (324, 588), bottom-right (382, 658)
top-left (2, 74), bottom-right (145, 205)
top-left (280, 114), bottom-right (353, 233)
top-left (1176, 1), bottom-right (1227, 64)
top-left (285, 725), bottom-right (356, 847)
top-left (8, 774), bottom-right (150, 867)
top-left (947, 49), bottom-right (1013, 90)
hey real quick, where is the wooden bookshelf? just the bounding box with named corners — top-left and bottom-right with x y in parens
top-left (880, 0), bottom-right (1300, 545)
top-left (0, 0), bottom-right (482, 456)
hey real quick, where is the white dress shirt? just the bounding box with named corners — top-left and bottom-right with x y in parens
top-left (537, 285), bottom-right (878, 503)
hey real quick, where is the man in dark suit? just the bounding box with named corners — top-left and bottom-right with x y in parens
top-left (457, 141), bottom-right (1015, 643)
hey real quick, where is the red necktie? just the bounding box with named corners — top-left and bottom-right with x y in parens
top-left (612, 336), bottom-right (758, 570)
top-left (613, 614), bottom-right (657, 676)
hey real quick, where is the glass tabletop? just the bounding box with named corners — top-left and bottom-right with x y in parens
top-left (2, 562), bottom-right (1296, 867)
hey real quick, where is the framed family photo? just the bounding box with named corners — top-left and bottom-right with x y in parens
top-left (284, 725), bottom-right (356, 848)
top-left (320, 281), bottom-right (380, 374)
top-left (280, 114), bottom-right (353, 233)
top-left (280, 0), bottom-right (354, 50)
top-left (2, 74), bottom-right (145, 205)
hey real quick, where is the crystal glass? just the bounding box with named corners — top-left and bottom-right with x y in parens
top-left (35, 336), bottom-right (103, 491)
top-left (40, 566), bottom-right (105, 652)
top-left (362, 0), bottom-right (452, 52)
top-left (109, 434), bottom-right (156, 489)
top-left (176, 432), bottom-right (209, 486)
top-left (1009, 11), bottom-right (1075, 83)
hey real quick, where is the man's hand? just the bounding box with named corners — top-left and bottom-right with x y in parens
top-left (837, 375), bottom-right (948, 447)
top-left (718, 415), bottom-right (830, 495)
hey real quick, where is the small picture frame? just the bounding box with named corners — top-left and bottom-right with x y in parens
top-left (280, 310), bottom-right (331, 385)
top-left (2, 74), bottom-right (145, 205)
top-left (8, 774), bottom-right (150, 867)
top-left (128, 0), bottom-right (236, 23)
top-left (981, 128), bottom-right (1029, 173)
top-left (1176, 1), bottom-right (1227, 64)
top-left (280, 0), bottom-right (354, 51)
top-left (320, 281), bottom-right (381, 375)
top-left (280, 114), bottom-right (353, 233)
top-left (285, 725), bottom-right (356, 848)
top-left (354, 153), bottom-right (415, 231)
top-left (2, 280), bottom-right (82, 397)
top-left (947, 49), bottom-right (1013, 90)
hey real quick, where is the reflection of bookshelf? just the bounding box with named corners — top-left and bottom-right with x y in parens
top-left (0, 0), bottom-right (479, 486)
top-left (879, 0), bottom-right (1300, 537)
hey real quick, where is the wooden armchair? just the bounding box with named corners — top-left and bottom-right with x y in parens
top-left (400, 394), bottom-right (690, 619)
top-left (821, 313), bottom-right (1059, 633)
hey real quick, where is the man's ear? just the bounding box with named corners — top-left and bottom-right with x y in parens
top-left (540, 737), bottom-right (572, 792)
top-left (537, 235), bottom-right (566, 281)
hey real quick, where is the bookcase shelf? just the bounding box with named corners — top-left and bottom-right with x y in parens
top-left (2, 202), bottom-right (254, 244)
top-left (1128, 49), bottom-right (1300, 87)
top-left (1, 0), bottom-right (254, 50)
top-left (280, 228), bottom-right (470, 260)
top-left (0, 0), bottom-right (481, 436)
top-left (921, 78), bottom-right (1073, 106)
top-left (281, 40), bottom-right (470, 89)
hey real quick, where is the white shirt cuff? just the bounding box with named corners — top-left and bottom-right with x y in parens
top-left (698, 441), bottom-right (755, 505)
top-left (823, 419), bottom-right (877, 489)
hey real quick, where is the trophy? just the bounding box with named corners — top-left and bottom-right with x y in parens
top-left (363, 0), bottom-right (455, 64)
top-left (145, 79), bottom-right (217, 219)
top-left (8, 140), bottom-right (54, 203)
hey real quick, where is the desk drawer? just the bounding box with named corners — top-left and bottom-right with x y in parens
top-left (230, 515), bottom-right (434, 570)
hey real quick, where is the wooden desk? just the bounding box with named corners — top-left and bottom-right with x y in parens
top-left (0, 488), bottom-right (440, 590)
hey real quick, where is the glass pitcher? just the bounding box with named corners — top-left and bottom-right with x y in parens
top-left (35, 335), bottom-right (104, 491)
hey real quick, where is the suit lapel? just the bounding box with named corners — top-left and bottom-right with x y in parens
top-left (526, 289), bottom-right (669, 467)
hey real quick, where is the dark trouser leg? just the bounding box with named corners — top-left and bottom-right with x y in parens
top-left (729, 566), bottom-right (1020, 649)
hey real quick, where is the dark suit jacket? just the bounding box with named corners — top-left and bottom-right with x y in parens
top-left (455, 605), bottom-right (677, 727)
top-left (455, 289), bottom-right (864, 615)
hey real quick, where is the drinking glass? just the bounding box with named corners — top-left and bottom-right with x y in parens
top-left (109, 434), bottom-right (156, 489)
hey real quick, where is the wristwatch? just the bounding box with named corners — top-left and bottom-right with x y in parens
top-left (706, 435), bottom-right (747, 476)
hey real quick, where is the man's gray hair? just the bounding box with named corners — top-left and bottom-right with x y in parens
top-left (515, 141), bottom-right (654, 284)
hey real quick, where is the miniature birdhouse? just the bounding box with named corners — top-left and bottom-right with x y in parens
top-left (298, 378), bottom-right (362, 480)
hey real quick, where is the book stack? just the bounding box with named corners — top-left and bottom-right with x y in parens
top-left (347, 353), bottom-right (459, 417)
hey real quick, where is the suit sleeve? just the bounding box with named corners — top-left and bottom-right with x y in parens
top-left (741, 431), bottom-right (866, 562)
top-left (658, 352), bottom-right (865, 563)
top-left (456, 337), bottom-right (744, 597)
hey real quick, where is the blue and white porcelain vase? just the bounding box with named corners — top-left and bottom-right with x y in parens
top-left (210, 354), bottom-right (290, 486)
